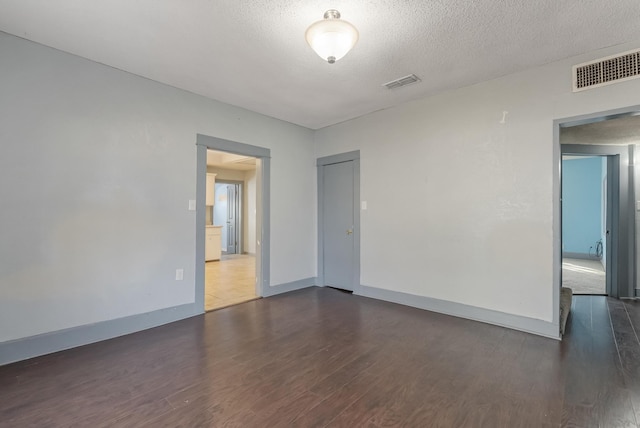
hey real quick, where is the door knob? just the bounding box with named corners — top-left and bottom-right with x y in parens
top-left (347, 229), bottom-right (353, 235)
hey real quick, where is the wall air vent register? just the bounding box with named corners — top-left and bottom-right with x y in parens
top-left (573, 49), bottom-right (640, 92)
top-left (383, 74), bottom-right (421, 90)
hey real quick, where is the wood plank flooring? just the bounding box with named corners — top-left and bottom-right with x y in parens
top-left (1, 288), bottom-right (640, 427)
top-left (205, 254), bottom-right (257, 311)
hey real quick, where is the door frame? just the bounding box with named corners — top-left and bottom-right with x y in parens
top-left (195, 135), bottom-right (270, 310)
top-left (554, 107), bottom-right (638, 309)
top-left (216, 180), bottom-right (243, 255)
top-left (560, 150), bottom-right (618, 296)
top-left (317, 150), bottom-right (360, 291)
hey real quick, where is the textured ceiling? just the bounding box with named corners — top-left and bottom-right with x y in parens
top-left (561, 115), bottom-right (640, 145)
top-left (207, 150), bottom-right (256, 170)
top-left (1, 1), bottom-right (640, 129)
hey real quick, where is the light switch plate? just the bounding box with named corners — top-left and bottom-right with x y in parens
top-left (188, 200), bottom-right (196, 211)
top-left (361, 201), bottom-right (367, 210)
top-left (175, 269), bottom-right (184, 281)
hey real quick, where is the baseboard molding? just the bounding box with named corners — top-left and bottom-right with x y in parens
top-left (563, 251), bottom-right (601, 261)
top-left (0, 303), bottom-right (200, 366)
top-left (356, 285), bottom-right (560, 340)
top-left (263, 277), bottom-right (316, 297)
top-left (1, 281), bottom-right (559, 365)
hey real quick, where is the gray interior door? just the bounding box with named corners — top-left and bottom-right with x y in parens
top-left (322, 160), bottom-right (355, 290)
top-left (226, 184), bottom-right (238, 254)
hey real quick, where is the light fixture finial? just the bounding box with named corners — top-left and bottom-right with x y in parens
top-left (305, 9), bottom-right (359, 64)
top-left (324, 9), bottom-right (340, 20)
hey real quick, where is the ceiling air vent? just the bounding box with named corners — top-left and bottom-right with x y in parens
top-left (573, 49), bottom-right (640, 92)
top-left (383, 74), bottom-right (421, 90)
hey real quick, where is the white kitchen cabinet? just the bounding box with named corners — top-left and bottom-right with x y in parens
top-left (205, 173), bottom-right (216, 206)
top-left (205, 226), bottom-right (222, 261)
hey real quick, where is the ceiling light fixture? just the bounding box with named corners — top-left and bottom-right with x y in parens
top-left (305, 10), bottom-right (359, 64)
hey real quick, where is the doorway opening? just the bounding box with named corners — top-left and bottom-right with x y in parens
top-left (555, 108), bottom-right (638, 308)
top-left (204, 148), bottom-right (259, 311)
top-left (215, 181), bottom-right (242, 255)
top-left (561, 155), bottom-right (609, 295)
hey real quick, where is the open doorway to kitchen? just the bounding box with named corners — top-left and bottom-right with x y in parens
top-left (204, 148), bottom-right (260, 311)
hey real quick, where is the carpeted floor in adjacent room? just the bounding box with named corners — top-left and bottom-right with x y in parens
top-left (562, 257), bottom-right (606, 294)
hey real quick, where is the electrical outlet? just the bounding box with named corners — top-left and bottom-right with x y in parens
top-left (175, 269), bottom-right (184, 281)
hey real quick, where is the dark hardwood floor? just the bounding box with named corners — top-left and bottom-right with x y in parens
top-left (1, 287), bottom-right (640, 427)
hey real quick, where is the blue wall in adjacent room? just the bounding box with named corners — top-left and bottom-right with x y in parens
top-left (562, 156), bottom-right (603, 256)
top-left (600, 156), bottom-right (607, 266)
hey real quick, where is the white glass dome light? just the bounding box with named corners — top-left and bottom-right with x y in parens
top-left (305, 10), bottom-right (359, 64)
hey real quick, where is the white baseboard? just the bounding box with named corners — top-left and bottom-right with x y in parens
top-left (563, 251), bottom-right (601, 261)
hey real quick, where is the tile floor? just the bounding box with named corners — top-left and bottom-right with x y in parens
top-left (205, 254), bottom-right (257, 311)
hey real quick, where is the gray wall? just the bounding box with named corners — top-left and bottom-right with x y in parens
top-left (315, 41), bottom-right (640, 326)
top-left (0, 32), bottom-right (316, 343)
top-left (4, 26), bottom-right (640, 352)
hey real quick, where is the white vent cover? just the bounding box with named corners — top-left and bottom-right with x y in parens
top-left (573, 49), bottom-right (640, 92)
top-left (383, 74), bottom-right (421, 90)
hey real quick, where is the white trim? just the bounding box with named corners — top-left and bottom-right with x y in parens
top-left (562, 252), bottom-right (602, 261)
